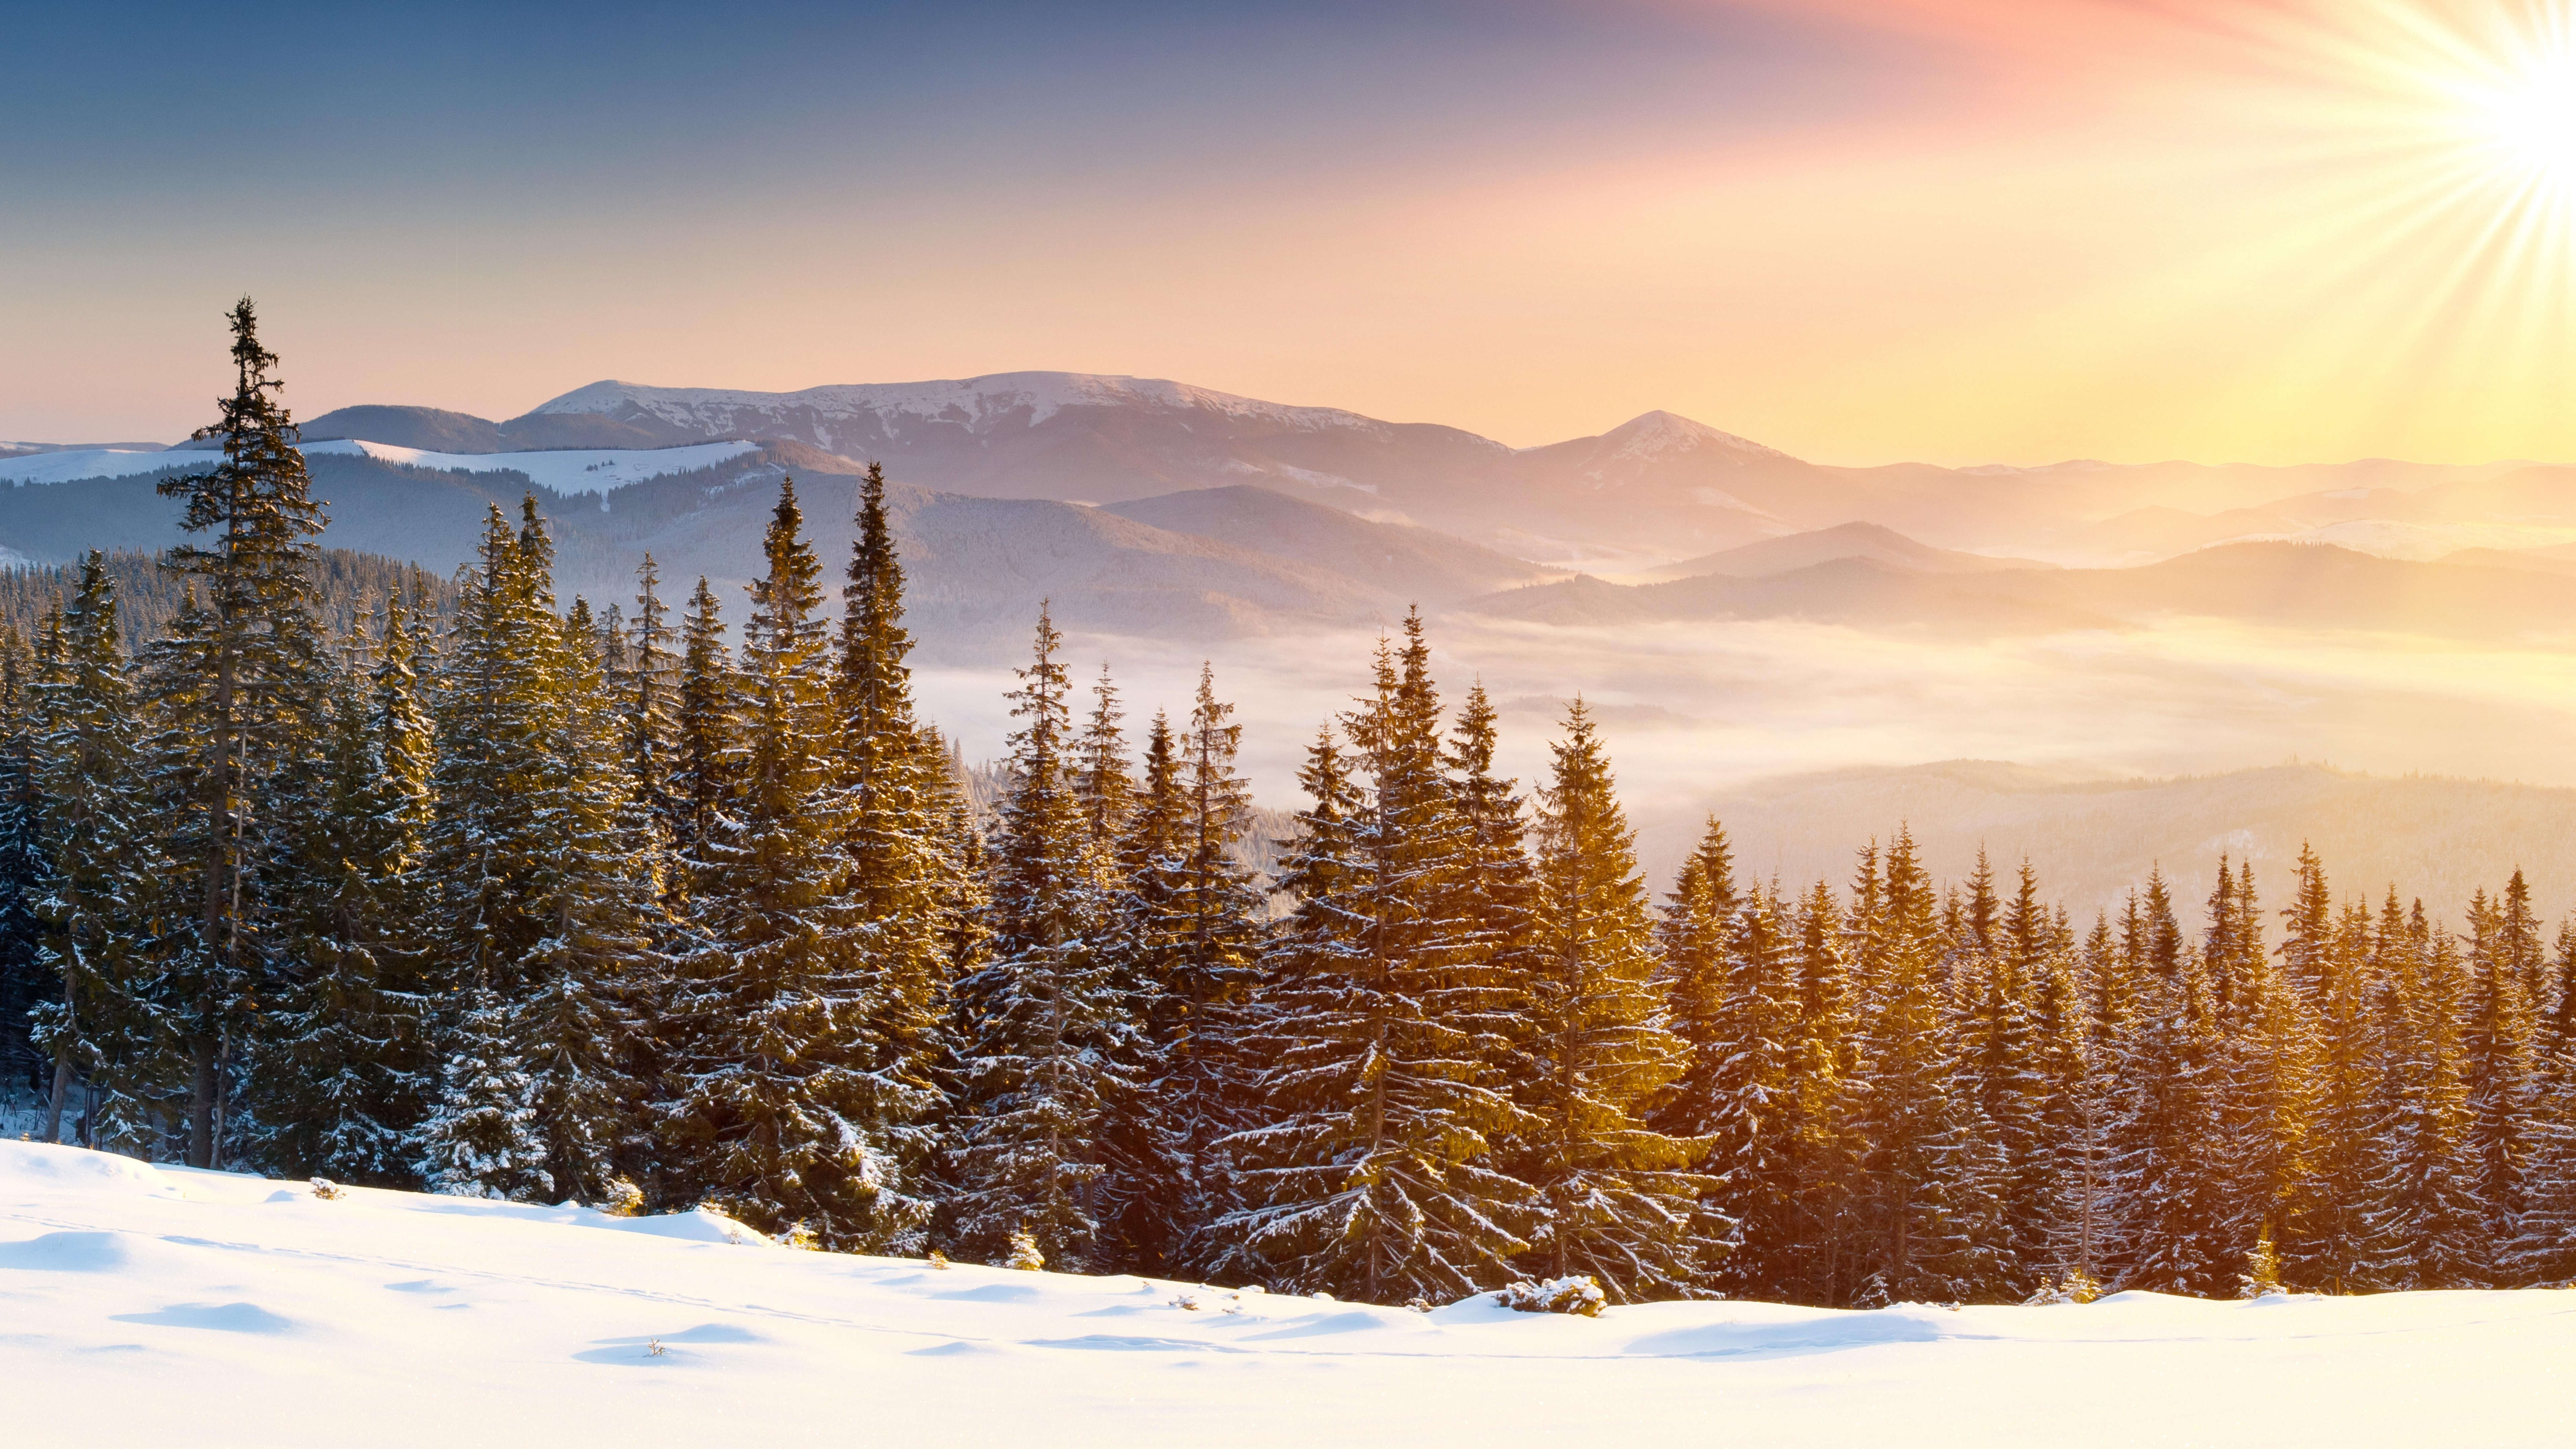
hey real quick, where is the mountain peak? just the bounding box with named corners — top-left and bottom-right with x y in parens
top-left (1600, 410), bottom-right (1791, 465)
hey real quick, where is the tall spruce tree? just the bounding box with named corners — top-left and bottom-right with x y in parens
top-left (1513, 701), bottom-right (1709, 1300)
top-left (28, 559), bottom-right (166, 1151)
top-left (663, 480), bottom-right (926, 1248)
top-left (154, 299), bottom-right (332, 1167)
top-left (247, 598), bottom-right (437, 1183)
top-left (1213, 630), bottom-right (1535, 1304)
top-left (947, 605), bottom-right (1129, 1269)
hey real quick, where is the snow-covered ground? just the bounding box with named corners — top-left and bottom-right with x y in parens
top-left (2, 1140), bottom-right (2568, 1447)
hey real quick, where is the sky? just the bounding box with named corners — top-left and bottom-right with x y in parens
top-left (10, 0), bottom-right (2576, 466)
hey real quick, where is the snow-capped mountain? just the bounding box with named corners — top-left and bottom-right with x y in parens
top-left (529, 373), bottom-right (1400, 450)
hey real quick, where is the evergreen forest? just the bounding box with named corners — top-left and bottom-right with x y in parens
top-left (12, 302), bottom-right (2576, 1308)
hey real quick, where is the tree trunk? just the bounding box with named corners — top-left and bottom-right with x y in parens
top-left (187, 1036), bottom-right (218, 1168)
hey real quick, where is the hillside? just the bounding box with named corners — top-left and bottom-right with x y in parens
top-left (0, 445), bottom-right (1481, 652)
top-left (1630, 521), bottom-right (2057, 583)
top-left (2, 1139), bottom-right (2559, 1448)
top-left (1102, 484), bottom-right (1549, 603)
top-left (1635, 760), bottom-right (2576, 922)
top-left (279, 373), bottom-right (2543, 566)
top-left (1461, 542), bottom-right (2576, 643)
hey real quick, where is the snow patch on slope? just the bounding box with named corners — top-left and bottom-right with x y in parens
top-left (0, 449), bottom-right (208, 485)
top-left (306, 439), bottom-right (759, 491)
top-left (530, 373), bottom-right (1394, 442)
top-left (0, 441), bottom-right (758, 492)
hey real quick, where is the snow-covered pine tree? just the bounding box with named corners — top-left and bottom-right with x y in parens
top-left (2103, 869), bottom-right (2235, 1295)
top-left (0, 624), bottom-right (46, 1098)
top-left (153, 299), bottom-right (333, 1167)
top-left (669, 575), bottom-right (739, 883)
top-left (27, 558), bottom-right (167, 1151)
top-left (2286, 894), bottom-right (2384, 1290)
top-left (663, 480), bottom-right (926, 1249)
top-left (2461, 882), bottom-right (2538, 1281)
top-left (1648, 818), bottom-right (1750, 1250)
top-left (2218, 870), bottom-right (2317, 1291)
top-left (1513, 701), bottom-right (1710, 1302)
top-left (1663, 862), bottom-right (1797, 1296)
top-left (946, 604), bottom-right (1129, 1270)
top-left (2362, 903), bottom-right (2485, 1287)
top-left (518, 593), bottom-right (661, 1204)
top-left (618, 555), bottom-right (682, 904)
top-left (1839, 827), bottom-right (1989, 1303)
top-left (826, 460), bottom-right (954, 1244)
top-left (1948, 848), bottom-right (2043, 1297)
top-left (1444, 681), bottom-right (1539, 1093)
top-left (245, 597), bottom-right (436, 1184)
top-left (1786, 877), bottom-right (1862, 1306)
top-left (422, 983), bottom-right (546, 1199)
top-left (1213, 635), bottom-right (1536, 1304)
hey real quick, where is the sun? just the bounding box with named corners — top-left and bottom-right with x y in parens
top-left (2465, 40), bottom-right (2576, 196)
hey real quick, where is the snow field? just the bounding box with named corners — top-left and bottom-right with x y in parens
top-left (1, 1139), bottom-right (2569, 1447)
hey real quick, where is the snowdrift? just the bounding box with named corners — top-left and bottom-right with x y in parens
top-left (1, 1141), bottom-right (2567, 1446)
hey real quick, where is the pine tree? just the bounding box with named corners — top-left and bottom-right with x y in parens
top-left (422, 984), bottom-right (546, 1199)
top-left (2461, 882), bottom-right (2538, 1280)
top-left (825, 460), bottom-right (953, 1245)
top-left (26, 558), bottom-right (167, 1151)
top-left (1841, 828), bottom-right (1989, 1303)
top-left (947, 605), bottom-right (1128, 1269)
top-left (1213, 634), bottom-right (1536, 1304)
top-left (664, 480), bottom-right (926, 1249)
top-left (1515, 701), bottom-right (1710, 1301)
top-left (2364, 905), bottom-right (2485, 1287)
top-left (246, 598), bottom-right (437, 1184)
top-left (2104, 869), bottom-right (2234, 1295)
top-left (2289, 894), bottom-right (2386, 1290)
top-left (0, 623), bottom-right (47, 1100)
top-left (152, 301), bottom-right (334, 1167)
top-left (1786, 877), bottom-right (1863, 1306)
top-left (670, 576), bottom-right (738, 879)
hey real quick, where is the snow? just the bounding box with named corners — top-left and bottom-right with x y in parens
top-left (0, 448), bottom-right (203, 485)
top-left (527, 373), bottom-right (1396, 445)
top-left (301, 439), bottom-right (759, 491)
top-left (4, 1141), bottom-right (2569, 1446)
top-left (0, 440), bottom-right (757, 491)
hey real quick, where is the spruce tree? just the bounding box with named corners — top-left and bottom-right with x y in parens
top-left (664, 480), bottom-right (927, 1248)
top-left (670, 576), bottom-right (738, 878)
top-left (0, 624), bottom-right (45, 1100)
top-left (247, 599), bottom-right (436, 1184)
top-left (1214, 635), bottom-right (1536, 1304)
top-left (27, 559), bottom-right (166, 1151)
top-left (947, 605), bottom-right (1129, 1269)
top-left (155, 299), bottom-right (332, 1167)
top-left (1514, 701), bottom-right (1709, 1300)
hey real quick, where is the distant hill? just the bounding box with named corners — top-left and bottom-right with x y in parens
top-left (1629, 521), bottom-right (2055, 583)
top-left (1460, 541), bottom-right (2576, 643)
top-left (0, 444), bottom-right (1525, 654)
top-left (1635, 759), bottom-right (2576, 924)
top-left (1102, 485), bottom-right (1549, 604)
top-left (272, 372), bottom-right (2543, 567)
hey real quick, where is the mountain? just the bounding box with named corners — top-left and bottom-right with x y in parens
top-left (1101, 485), bottom-right (1550, 604)
top-left (1461, 541), bottom-right (2576, 643)
top-left (0, 442), bottom-right (1492, 653)
top-left (1630, 521), bottom-right (2056, 583)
